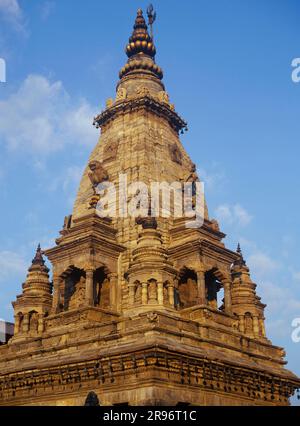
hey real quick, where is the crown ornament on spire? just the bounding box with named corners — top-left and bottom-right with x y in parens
top-left (32, 244), bottom-right (45, 266)
top-left (234, 243), bottom-right (248, 268)
top-left (29, 244), bottom-right (49, 273)
top-left (125, 8), bottom-right (156, 59)
top-left (120, 8), bottom-right (163, 80)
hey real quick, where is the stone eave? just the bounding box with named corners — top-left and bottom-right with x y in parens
top-left (44, 234), bottom-right (125, 263)
top-left (93, 96), bottom-right (187, 134)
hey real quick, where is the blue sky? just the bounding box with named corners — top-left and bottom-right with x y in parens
top-left (0, 0), bottom-right (299, 404)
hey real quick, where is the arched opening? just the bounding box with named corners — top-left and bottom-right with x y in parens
top-left (94, 267), bottom-right (110, 309)
top-left (64, 267), bottom-right (86, 310)
top-left (205, 269), bottom-right (223, 311)
top-left (176, 268), bottom-right (198, 309)
top-left (84, 391), bottom-right (100, 406)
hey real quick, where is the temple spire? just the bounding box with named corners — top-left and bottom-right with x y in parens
top-left (31, 244), bottom-right (45, 267)
top-left (233, 242), bottom-right (248, 271)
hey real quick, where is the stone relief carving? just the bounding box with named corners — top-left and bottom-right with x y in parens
top-left (158, 91), bottom-right (170, 104)
top-left (136, 86), bottom-right (150, 97)
top-left (103, 140), bottom-right (119, 162)
top-left (116, 87), bottom-right (127, 101)
top-left (88, 161), bottom-right (109, 191)
top-left (148, 280), bottom-right (157, 303)
top-left (169, 143), bottom-right (183, 165)
top-left (147, 312), bottom-right (158, 323)
top-left (29, 312), bottom-right (39, 332)
top-left (106, 98), bottom-right (114, 108)
top-left (69, 276), bottom-right (86, 310)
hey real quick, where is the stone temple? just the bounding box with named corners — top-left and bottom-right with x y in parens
top-left (0, 9), bottom-right (299, 406)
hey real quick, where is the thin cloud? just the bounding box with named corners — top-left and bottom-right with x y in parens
top-left (0, 0), bottom-right (27, 34)
top-left (248, 251), bottom-right (279, 277)
top-left (0, 250), bottom-right (27, 283)
top-left (0, 74), bottom-right (98, 157)
top-left (214, 203), bottom-right (253, 227)
top-left (40, 1), bottom-right (55, 21)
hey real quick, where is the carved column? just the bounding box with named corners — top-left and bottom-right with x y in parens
top-left (253, 315), bottom-right (260, 336)
top-left (108, 273), bottom-right (118, 309)
top-left (142, 282), bottom-right (148, 305)
top-left (128, 282), bottom-right (135, 305)
top-left (196, 271), bottom-right (206, 305)
top-left (38, 315), bottom-right (44, 333)
top-left (223, 280), bottom-right (232, 314)
top-left (260, 318), bottom-right (266, 337)
top-left (85, 269), bottom-right (94, 307)
top-left (52, 274), bottom-right (62, 313)
top-left (23, 313), bottom-right (29, 333)
top-left (239, 315), bottom-right (245, 333)
top-left (14, 315), bottom-right (20, 334)
top-left (167, 282), bottom-right (175, 307)
top-left (173, 278), bottom-right (179, 308)
top-left (157, 282), bottom-right (164, 305)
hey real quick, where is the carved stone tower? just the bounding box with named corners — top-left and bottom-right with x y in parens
top-left (0, 9), bottom-right (299, 406)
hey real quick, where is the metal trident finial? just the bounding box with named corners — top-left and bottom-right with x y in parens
top-left (147, 4), bottom-right (156, 40)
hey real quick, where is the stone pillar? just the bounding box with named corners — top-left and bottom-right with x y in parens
top-left (14, 315), bottom-right (20, 334)
top-left (173, 278), bottom-right (179, 308)
top-left (38, 315), bottom-right (44, 333)
top-left (196, 271), bottom-right (206, 305)
top-left (167, 282), bottom-right (175, 307)
top-left (142, 282), bottom-right (148, 305)
top-left (239, 315), bottom-right (245, 333)
top-left (157, 282), bottom-right (164, 305)
top-left (223, 280), bottom-right (232, 314)
top-left (260, 318), bottom-right (266, 337)
top-left (109, 273), bottom-right (118, 309)
top-left (128, 282), bottom-right (135, 305)
top-left (23, 313), bottom-right (29, 333)
top-left (52, 273), bottom-right (63, 313)
top-left (253, 315), bottom-right (260, 336)
top-left (85, 269), bottom-right (94, 307)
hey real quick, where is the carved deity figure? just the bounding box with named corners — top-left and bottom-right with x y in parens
top-left (169, 143), bottom-right (182, 165)
top-left (136, 86), bottom-right (150, 97)
top-left (88, 161), bottom-right (109, 192)
top-left (158, 90), bottom-right (170, 104)
top-left (69, 276), bottom-right (86, 310)
top-left (29, 312), bottom-right (39, 332)
top-left (116, 87), bottom-right (127, 101)
top-left (106, 98), bottom-right (114, 108)
top-left (148, 280), bottom-right (157, 303)
top-left (95, 278), bottom-right (110, 309)
top-left (245, 312), bottom-right (253, 334)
